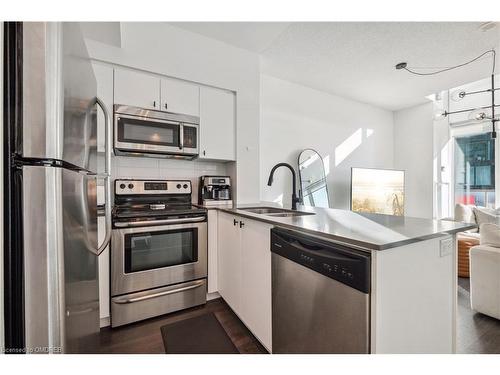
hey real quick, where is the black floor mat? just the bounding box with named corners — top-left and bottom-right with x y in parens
top-left (161, 312), bottom-right (239, 354)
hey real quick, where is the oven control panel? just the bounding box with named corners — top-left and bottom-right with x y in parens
top-left (115, 180), bottom-right (192, 195)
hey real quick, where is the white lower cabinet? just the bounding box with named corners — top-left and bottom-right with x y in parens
top-left (217, 212), bottom-right (242, 313)
top-left (207, 210), bottom-right (219, 294)
top-left (240, 218), bottom-right (273, 351)
top-left (217, 211), bottom-right (272, 351)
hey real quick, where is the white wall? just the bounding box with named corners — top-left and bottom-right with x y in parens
top-left (79, 22), bottom-right (121, 47)
top-left (393, 102), bottom-right (434, 219)
top-left (260, 75), bottom-right (394, 210)
top-left (83, 22), bottom-right (261, 203)
top-left (112, 156), bottom-right (227, 203)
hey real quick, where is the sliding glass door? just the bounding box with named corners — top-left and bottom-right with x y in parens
top-left (454, 133), bottom-right (496, 209)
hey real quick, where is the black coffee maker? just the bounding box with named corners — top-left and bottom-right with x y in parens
top-left (198, 176), bottom-right (232, 206)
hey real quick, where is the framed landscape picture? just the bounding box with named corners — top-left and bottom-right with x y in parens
top-left (351, 167), bottom-right (405, 216)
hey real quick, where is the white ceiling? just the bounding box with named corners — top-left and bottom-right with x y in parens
top-left (170, 22), bottom-right (291, 53)
top-left (171, 22), bottom-right (500, 111)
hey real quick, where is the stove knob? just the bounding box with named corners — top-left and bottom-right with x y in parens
top-left (119, 183), bottom-right (126, 189)
top-left (176, 184), bottom-right (182, 189)
top-left (128, 183), bottom-right (134, 189)
top-left (183, 184), bottom-right (188, 189)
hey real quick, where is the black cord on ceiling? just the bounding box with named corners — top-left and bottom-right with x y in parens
top-left (399, 49), bottom-right (496, 76)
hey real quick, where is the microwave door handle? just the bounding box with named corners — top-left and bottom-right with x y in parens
top-left (95, 97), bottom-right (112, 255)
top-left (179, 124), bottom-right (184, 150)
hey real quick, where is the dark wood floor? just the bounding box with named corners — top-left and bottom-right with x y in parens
top-left (99, 280), bottom-right (499, 354)
top-left (457, 277), bottom-right (500, 354)
top-left (98, 298), bottom-right (268, 354)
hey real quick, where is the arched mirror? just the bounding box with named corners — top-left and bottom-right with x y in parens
top-left (298, 149), bottom-right (330, 208)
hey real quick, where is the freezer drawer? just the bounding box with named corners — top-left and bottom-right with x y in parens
top-left (111, 279), bottom-right (207, 327)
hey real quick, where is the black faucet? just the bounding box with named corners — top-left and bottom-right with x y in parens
top-left (267, 163), bottom-right (300, 210)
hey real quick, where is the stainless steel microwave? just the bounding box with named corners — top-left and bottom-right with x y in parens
top-left (114, 105), bottom-right (199, 159)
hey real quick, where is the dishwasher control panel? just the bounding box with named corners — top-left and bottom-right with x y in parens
top-left (271, 228), bottom-right (371, 293)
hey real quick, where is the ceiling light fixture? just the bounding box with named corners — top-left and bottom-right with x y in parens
top-left (396, 49), bottom-right (499, 138)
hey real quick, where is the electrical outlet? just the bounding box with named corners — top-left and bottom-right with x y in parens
top-left (440, 237), bottom-right (453, 257)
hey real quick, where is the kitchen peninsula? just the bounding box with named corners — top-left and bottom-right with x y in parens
top-left (210, 203), bottom-right (476, 353)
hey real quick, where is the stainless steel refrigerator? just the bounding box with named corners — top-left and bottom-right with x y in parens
top-left (3, 22), bottom-right (112, 353)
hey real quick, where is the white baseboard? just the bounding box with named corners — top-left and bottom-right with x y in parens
top-left (207, 292), bottom-right (221, 301)
top-left (100, 316), bottom-right (110, 328)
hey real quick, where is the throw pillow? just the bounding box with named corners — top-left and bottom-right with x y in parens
top-left (473, 207), bottom-right (500, 231)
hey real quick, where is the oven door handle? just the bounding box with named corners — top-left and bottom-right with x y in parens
top-left (113, 280), bottom-right (205, 304)
top-left (114, 215), bottom-right (206, 228)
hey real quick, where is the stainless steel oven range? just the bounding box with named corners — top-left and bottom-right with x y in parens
top-left (110, 179), bottom-right (207, 327)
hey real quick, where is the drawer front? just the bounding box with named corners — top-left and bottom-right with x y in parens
top-left (111, 279), bottom-right (207, 327)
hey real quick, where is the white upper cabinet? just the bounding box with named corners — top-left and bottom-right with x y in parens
top-left (92, 62), bottom-right (113, 154)
top-left (113, 67), bottom-right (236, 161)
top-left (160, 78), bottom-right (200, 116)
top-left (199, 86), bottom-right (236, 161)
top-left (114, 68), bottom-right (160, 110)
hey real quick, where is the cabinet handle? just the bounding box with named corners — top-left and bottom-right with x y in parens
top-left (233, 219), bottom-right (238, 226)
top-left (203, 150), bottom-right (206, 156)
top-left (153, 100), bottom-right (157, 108)
top-left (165, 102), bottom-right (168, 110)
top-left (239, 221), bottom-right (245, 228)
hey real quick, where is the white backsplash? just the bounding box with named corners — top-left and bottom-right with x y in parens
top-left (111, 155), bottom-right (228, 203)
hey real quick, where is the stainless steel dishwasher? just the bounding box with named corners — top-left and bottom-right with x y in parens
top-left (271, 227), bottom-right (371, 353)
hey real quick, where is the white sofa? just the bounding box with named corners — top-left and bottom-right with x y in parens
top-left (454, 203), bottom-right (480, 239)
top-left (454, 203), bottom-right (500, 238)
top-left (470, 223), bottom-right (500, 320)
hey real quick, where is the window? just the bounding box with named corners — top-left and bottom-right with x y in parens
top-left (124, 228), bottom-right (198, 273)
top-left (455, 133), bottom-right (495, 208)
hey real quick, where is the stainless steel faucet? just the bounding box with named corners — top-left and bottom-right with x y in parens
top-left (267, 163), bottom-right (300, 210)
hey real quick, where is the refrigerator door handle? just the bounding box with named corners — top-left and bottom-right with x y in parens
top-left (95, 97), bottom-right (112, 255)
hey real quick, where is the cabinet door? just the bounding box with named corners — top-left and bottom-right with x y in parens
top-left (240, 218), bottom-right (273, 351)
top-left (160, 78), bottom-right (199, 116)
top-left (92, 63), bottom-right (113, 154)
top-left (217, 212), bottom-right (241, 313)
top-left (207, 210), bottom-right (218, 294)
top-left (199, 86), bottom-right (236, 161)
top-left (114, 68), bottom-right (160, 110)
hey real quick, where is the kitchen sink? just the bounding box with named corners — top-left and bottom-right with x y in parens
top-left (241, 207), bottom-right (315, 217)
top-left (241, 207), bottom-right (287, 214)
top-left (265, 212), bottom-right (314, 217)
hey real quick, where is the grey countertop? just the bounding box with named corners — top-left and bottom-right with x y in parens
top-left (204, 203), bottom-right (476, 251)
